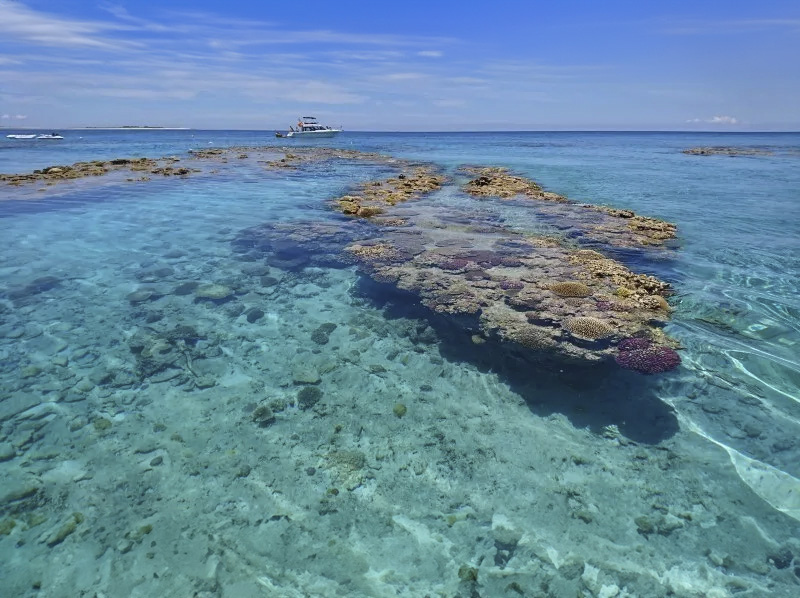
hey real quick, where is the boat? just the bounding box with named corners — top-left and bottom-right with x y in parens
top-left (37, 133), bottom-right (64, 140)
top-left (285, 117), bottom-right (340, 138)
top-left (6, 134), bottom-right (37, 139)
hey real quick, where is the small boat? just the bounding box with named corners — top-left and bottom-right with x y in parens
top-left (37, 133), bottom-right (64, 140)
top-left (285, 117), bottom-right (340, 138)
top-left (275, 132), bottom-right (285, 138)
top-left (6, 134), bottom-right (37, 139)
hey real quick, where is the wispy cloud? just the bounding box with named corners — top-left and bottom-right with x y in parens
top-left (418, 50), bottom-right (443, 58)
top-left (0, 0), bottom-right (133, 49)
top-left (686, 115), bottom-right (739, 125)
top-left (1, 113), bottom-right (28, 119)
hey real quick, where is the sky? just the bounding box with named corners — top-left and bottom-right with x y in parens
top-left (1, 0), bottom-right (799, 130)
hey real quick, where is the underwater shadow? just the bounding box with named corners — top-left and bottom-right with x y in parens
top-left (353, 275), bottom-right (680, 445)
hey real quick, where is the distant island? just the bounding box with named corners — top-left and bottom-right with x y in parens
top-left (81, 126), bottom-right (190, 130)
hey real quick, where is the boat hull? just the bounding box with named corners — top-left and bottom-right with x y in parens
top-left (6, 134), bottom-right (37, 139)
top-left (286, 130), bottom-right (340, 138)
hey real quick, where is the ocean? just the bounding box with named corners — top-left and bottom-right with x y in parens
top-left (1, 129), bottom-right (799, 597)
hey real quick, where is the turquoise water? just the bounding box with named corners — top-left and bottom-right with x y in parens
top-left (1, 130), bottom-right (799, 597)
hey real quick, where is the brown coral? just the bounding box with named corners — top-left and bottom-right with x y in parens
top-left (639, 295), bottom-right (671, 311)
top-left (345, 243), bottom-right (399, 263)
top-left (564, 317), bottom-right (615, 340)
top-left (549, 281), bottom-right (592, 298)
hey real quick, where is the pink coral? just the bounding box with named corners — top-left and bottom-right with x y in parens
top-left (499, 279), bottom-right (525, 291)
top-left (617, 337), bottom-right (651, 351)
top-left (440, 258), bottom-right (470, 271)
top-left (615, 345), bottom-right (680, 374)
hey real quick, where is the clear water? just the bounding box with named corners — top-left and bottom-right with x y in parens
top-left (1, 130), bottom-right (799, 597)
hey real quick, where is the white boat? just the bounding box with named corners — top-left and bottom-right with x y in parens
top-left (6, 134), bottom-right (37, 139)
top-left (37, 133), bottom-right (64, 140)
top-left (285, 117), bottom-right (340, 138)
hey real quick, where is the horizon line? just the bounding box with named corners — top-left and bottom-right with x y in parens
top-left (3, 127), bottom-right (800, 134)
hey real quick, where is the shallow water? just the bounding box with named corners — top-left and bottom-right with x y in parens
top-left (1, 130), bottom-right (799, 597)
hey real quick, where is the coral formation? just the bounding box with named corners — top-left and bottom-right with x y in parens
top-left (549, 281), bottom-right (592, 298)
top-left (229, 150), bottom-right (680, 371)
top-left (334, 166), bottom-right (445, 218)
top-left (297, 386), bottom-right (323, 410)
top-left (311, 323), bottom-right (337, 345)
top-left (462, 167), bottom-right (565, 201)
top-left (564, 317), bottom-right (615, 340)
top-left (1, 157), bottom-right (196, 186)
top-left (617, 337), bottom-right (652, 351)
top-left (499, 279), bottom-right (525, 291)
top-left (616, 345), bottom-right (681, 374)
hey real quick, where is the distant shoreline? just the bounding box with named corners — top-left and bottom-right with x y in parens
top-left (2, 128), bottom-right (799, 133)
top-left (72, 127), bottom-right (191, 130)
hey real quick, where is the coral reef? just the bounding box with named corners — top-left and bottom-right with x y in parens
top-left (228, 150), bottom-right (680, 370)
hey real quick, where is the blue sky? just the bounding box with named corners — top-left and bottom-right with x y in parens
top-left (1, 0), bottom-right (799, 130)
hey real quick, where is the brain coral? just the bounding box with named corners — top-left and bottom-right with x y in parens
top-left (549, 281), bottom-right (592, 298)
top-left (564, 317), bottom-right (614, 339)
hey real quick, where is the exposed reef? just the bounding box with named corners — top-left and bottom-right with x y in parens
top-left (682, 147), bottom-right (774, 157)
top-left (0, 157), bottom-right (197, 186)
top-left (0, 146), bottom-right (404, 190)
top-left (234, 153), bottom-right (681, 371)
top-left (337, 167), bottom-right (445, 217)
top-left (461, 167), bottom-right (677, 247)
top-left (462, 166), bottom-right (567, 201)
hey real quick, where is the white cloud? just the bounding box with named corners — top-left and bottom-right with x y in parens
top-left (380, 72), bottom-right (428, 81)
top-left (1, 114), bottom-right (9, 119)
top-left (433, 99), bottom-right (466, 107)
top-left (686, 115), bottom-right (739, 124)
top-left (418, 50), bottom-right (442, 58)
top-left (14, 114), bottom-right (27, 119)
top-left (0, 0), bottom-right (131, 49)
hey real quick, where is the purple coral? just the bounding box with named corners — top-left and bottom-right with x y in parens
top-left (499, 279), bottom-right (525, 291)
top-left (440, 258), bottom-right (470, 271)
top-left (500, 257), bottom-right (524, 267)
top-left (596, 300), bottom-right (632, 312)
top-left (615, 345), bottom-right (681, 374)
top-left (617, 337), bottom-right (652, 351)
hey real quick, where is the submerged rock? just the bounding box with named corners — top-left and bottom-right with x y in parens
top-left (683, 146), bottom-right (773, 157)
top-left (194, 284), bottom-right (234, 301)
top-left (297, 386), bottom-right (322, 409)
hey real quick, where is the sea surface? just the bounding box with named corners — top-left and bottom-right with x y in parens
top-left (1, 129), bottom-right (799, 597)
